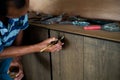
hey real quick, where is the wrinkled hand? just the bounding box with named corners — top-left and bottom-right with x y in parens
top-left (40, 37), bottom-right (64, 52)
top-left (9, 57), bottom-right (24, 80)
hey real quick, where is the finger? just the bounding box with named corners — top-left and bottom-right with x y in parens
top-left (57, 41), bottom-right (64, 46)
top-left (55, 43), bottom-right (62, 48)
top-left (46, 37), bottom-right (58, 43)
top-left (56, 47), bottom-right (62, 52)
top-left (49, 45), bottom-right (58, 52)
top-left (50, 45), bottom-right (60, 51)
top-left (50, 45), bottom-right (62, 52)
top-left (49, 47), bottom-right (58, 52)
top-left (56, 44), bottom-right (62, 51)
top-left (14, 73), bottom-right (24, 80)
top-left (62, 43), bottom-right (64, 45)
top-left (15, 70), bottom-right (23, 78)
top-left (14, 70), bottom-right (23, 80)
top-left (55, 42), bottom-right (63, 48)
top-left (55, 47), bottom-right (62, 52)
top-left (56, 45), bottom-right (62, 50)
top-left (17, 74), bottom-right (24, 80)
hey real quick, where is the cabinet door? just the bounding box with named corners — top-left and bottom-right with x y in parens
top-left (50, 30), bottom-right (84, 80)
top-left (84, 37), bottom-right (120, 80)
top-left (22, 26), bottom-right (51, 80)
top-left (50, 30), bottom-right (120, 80)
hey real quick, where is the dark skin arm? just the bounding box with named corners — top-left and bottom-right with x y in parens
top-left (0, 30), bottom-right (63, 58)
top-left (9, 30), bottom-right (24, 80)
top-left (13, 30), bottom-right (23, 46)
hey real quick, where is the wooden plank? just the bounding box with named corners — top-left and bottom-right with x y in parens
top-left (50, 30), bottom-right (84, 80)
top-left (30, 24), bottom-right (120, 42)
top-left (22, 26), bottom-right (51, 80)
top-left (84, 37), bottom-right (120, 80)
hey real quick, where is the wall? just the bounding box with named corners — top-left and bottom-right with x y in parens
top-left (29, 0), bottom-right (120, 21)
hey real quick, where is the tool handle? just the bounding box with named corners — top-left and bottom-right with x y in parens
top-left (40, 44), bottom-right (53, 52)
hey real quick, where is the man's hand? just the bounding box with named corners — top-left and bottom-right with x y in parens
top-left (8, 57), bottom-right (24, 80)
top-left (39, 37), bottom-right (64, 53)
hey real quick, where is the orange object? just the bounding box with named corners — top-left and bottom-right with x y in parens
top-left (84, 25), bottom-right (102, 30)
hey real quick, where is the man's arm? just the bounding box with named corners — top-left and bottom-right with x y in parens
top-left (13, 30), bottom-right (24, 46)
top-left (10, 30), bottom-right (26, 80)
top-left (0, 29), bottom-right (44, 57)
top-left (0, 42), bottom-right (41, 58)
top-left (0, 30), bottom-right (63, 58)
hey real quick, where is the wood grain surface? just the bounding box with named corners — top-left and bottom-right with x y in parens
top-left (50, 30), bottom-right (84, 80)
top-left (84, 37), bottom-right (120, 80)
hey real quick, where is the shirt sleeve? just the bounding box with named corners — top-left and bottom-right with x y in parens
top-left (20, 14), bottom-right (29, 30)
top-left (0, 23), bottom-right (4, 53)
top-left (0, 38), bottom-right (4, 53)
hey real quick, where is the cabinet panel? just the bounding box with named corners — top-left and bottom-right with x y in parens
top-left (84, 37), bottom-right (120, 80)
top-left (50, 30), bottom-right (84, 80)
top-left (22, 26), bottom-right (51, 80)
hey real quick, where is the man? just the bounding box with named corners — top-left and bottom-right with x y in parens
top-left (0, 0), bottom-right (63, 80)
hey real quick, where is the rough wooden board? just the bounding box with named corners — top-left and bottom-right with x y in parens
top-left (50, 30), bottom-right (84, 80)
top-left (84, 37), bottom-right (120, 80)
top-left (22, 26), bottom-right (51, 80)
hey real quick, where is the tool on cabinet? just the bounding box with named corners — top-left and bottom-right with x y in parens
top-left (84, 25), bottom-right (102, 30)
top-left (102, 23), bottom-right (120, 32)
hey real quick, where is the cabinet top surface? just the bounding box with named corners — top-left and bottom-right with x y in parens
top-left (30, 23), bottom-right (120, 43)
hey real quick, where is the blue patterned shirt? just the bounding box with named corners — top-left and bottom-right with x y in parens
top-left (0, 14), bottom-right (29, 80)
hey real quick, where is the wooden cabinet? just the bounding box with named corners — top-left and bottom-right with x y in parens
top-left (22, 25), bottom-right (120, 80)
